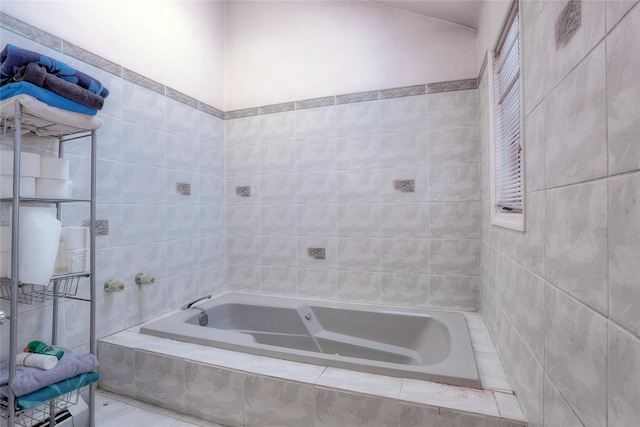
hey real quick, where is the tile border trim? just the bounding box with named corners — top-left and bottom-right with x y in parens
top-left (63, 40), bottom-right (122, 78)
top-left (427, 78), bottom-right (478, 94)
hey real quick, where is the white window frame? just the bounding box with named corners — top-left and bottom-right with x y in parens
top-left (487, 0), bottom-right (525, 232)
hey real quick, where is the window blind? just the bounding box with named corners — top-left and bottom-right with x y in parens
top-left (493, 3), bottom-right (523, 214)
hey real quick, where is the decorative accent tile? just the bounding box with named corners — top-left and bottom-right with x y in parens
top-left (335, 90), bottom-right (378, 104)
top-left (296, 96), bottom-right (335, 110)
top-left (226, 107), bottom-right (260, 119)
top-left (555, 0), bottom-right (582, 49)
top-left (307, 247), bottom-right (325, 260)
top-left (427, 78), bottom-right (478, 94)
top-left (122, 68), bottom-right (165, 95)
top-left (63, 40), bottom-right (121, 77)
top-left (82, 219), bottom-right (109, 236)
top-left (379, 84), bottom-right (426, 99)
top-left (0, 12), bottom-right (62, 51)
top-left (260, 102), bottom-right (296, 114)
top-left (393, 179), bottom-right (415, 193)
top-left (165, 87), bottom-right (198, 109)
top-left (235, 186), bottom-right (250, 197)
top-left (175, 182), bottom-right (191, 196)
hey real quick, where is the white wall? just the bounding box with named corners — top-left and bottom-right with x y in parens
top-left (0, 0), bottom-right (225, 109)
top-left (224, 0), bottom-right (477, 110)
top-left (1, 1), bottom-right (478, 111)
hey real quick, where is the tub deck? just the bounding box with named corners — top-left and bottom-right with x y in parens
top-left (98, 297), bottom-right (527, 426)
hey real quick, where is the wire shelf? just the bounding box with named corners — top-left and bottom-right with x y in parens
top-left (0, 389), bottom-right (79, 427)
top-left (0, 273), bottom-right (89, 304)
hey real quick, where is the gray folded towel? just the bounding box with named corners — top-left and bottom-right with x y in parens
top-left (0, 348), bottom-right (98, 397)
top-left (12, 62), bottom-right (104, 110)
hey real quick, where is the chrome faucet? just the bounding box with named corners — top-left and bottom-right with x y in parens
top-left (181, 295), bottom-right (211, 326)
top-left (180, 295), bottom-right (212, 310)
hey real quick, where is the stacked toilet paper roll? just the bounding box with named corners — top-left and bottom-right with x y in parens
top-left (7, 207), bottom-right (62, 285)
top-left (0, 151), bottom-right (41, 198)
top-left (0, 151), bottom-right (41, 176)
top-left (61, 227), bottom-right (90, 273)
top-left (36, 157), bottom-right (72, 198)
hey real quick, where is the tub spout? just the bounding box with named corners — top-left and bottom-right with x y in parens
top-left (180, 295), bottom-right (212, 310)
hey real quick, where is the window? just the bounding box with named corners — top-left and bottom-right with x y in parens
top-left (488, 0), bottom-right (524, 231)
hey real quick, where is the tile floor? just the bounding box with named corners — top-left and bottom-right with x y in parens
top-left (95, 389), bottom-right (228, 427)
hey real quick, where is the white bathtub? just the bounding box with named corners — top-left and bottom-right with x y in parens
top-left (139, 293), bottom-right (481, 389)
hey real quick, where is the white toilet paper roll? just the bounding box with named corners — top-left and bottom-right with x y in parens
top-left (66, 248), bottom-right (89, 273)
top-left (61, 227), bottom-right (90, 250)
top-left (0, 175), bottom-right (37, 198)
top-left (16, 352), bottom-right (58, 370)
top-left (8, 209), bottom-right (62, 285)
top-left (39, 157), bottom-right (70, 180)
top-left (36, 178), bottom-right (70, 198)
top-left (0, 151), bottom-right (41, 177)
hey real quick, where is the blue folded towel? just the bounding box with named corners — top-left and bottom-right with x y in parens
top-left (7, 371), bottom-right (99, 410)
top-left (0, 82), bottom-right (97, 115)
top-left (0, 44), bottom-right (109, 98)
top-left (0, 349), bottom-right (98, 397)
top-left (12, 62), bottom-right (104, 110)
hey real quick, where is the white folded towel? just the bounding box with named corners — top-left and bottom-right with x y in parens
top-left (16, 352), bottom-right (58, 370)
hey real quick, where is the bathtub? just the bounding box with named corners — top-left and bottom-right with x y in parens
top-left (139, 293), bottom-right (481, 389)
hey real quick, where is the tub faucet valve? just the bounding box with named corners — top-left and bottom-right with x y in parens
top-left (136, 273), bottom-right (155, 286)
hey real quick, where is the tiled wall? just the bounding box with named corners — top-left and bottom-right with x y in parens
top-left (224, 82), bottom-right (482, 310)
top-left (0, 13), bottom-right (226, 360)
top-left (479, 1), bottom-right (639, 426)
